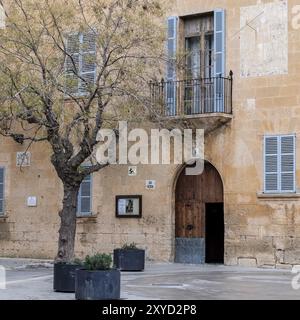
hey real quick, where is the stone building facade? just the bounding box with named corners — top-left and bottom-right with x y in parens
top-left (1, 0), bottom-right (300, 268)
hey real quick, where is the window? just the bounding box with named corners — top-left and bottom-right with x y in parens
top-left (0, 168), bottom-right (4, 215)
top-left (77, 174), bottom-right (92, 216)
top-left (65, 31), bottom-right (96, 96)
top-left (166, 9), bottom-right (226, 115)
top-left (184, 14), bottom-right (214, 80)
top-left (264, 135), bottom-right (296, 193)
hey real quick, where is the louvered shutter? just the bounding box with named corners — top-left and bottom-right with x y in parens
top-left (0, 168), bottom-right (4, 215)
top-left (79, 32), bottom-right (97, 94)
top-left (65, 33), bottom-right (80, 95)
top-left (280, 135), bottom-right (296, 192)
top-left (77, 174), bottom-right (92, 216)
top-left (214, 9), bottom-right (225, 112)
top-left (166, 16), bottom-right (178, 116)
top-left (264, 136), bottom-right (279, 193)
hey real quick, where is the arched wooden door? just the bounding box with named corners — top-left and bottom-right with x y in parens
top-left (175, 162), bottom-right (224, 264)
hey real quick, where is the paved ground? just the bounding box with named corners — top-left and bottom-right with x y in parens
top-left (0, 258), bottom-right (299, 300)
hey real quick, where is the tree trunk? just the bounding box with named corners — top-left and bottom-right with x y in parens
top-left (55, 184), bottom-right (80, 263)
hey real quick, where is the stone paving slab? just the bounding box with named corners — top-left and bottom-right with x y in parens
top-left (0, 259), bottom-right (299, 300)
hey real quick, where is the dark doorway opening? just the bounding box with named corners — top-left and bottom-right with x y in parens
top-left (205, 203), bottom-right (224, 264)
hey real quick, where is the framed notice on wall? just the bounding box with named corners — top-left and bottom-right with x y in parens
top-left (116, 195), bottom-right (142, 218)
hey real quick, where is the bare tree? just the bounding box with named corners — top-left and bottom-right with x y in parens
top-left (0, 0), bottom-right (165, 262)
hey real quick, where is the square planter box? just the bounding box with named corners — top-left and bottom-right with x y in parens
top-left (113, 249), bottom-right (145, 271)
top-left (53, 263), bottom-right (81, 293)
top-left (75, 269), bottom-right (120, 300)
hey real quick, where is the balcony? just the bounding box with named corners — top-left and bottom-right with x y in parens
top-left (150, 73), bottom-right (233, 133)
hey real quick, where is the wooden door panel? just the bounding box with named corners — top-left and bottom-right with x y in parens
top-left (175, 201), bottom-right (203, 238)
top-left (175, 162), bottom-right (223, 239)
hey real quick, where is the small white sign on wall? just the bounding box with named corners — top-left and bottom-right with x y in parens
top-left (16, 152), bottom-right (31, 167)
top-left (146, 180), bottom-right (156, 190)
top-left (128, 166), bottom-right (137, 176)
top-left (27, 196), bottom-right (37, 207)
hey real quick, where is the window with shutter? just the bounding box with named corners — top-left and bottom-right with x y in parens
top-left (65, 31), bottom-right (96, 96)
top-left (77, 174), bottom-right (92, 216)
top-left (166, 16), bottom-right (178, 116)
top-left (0, 168), bottom-right (4, 215)
top-left (264, 135), bottom-right (296, 193)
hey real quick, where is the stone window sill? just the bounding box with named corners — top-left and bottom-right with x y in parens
top-left (0, 215), bottom-right (8, 221)
top-left (76, 213), bottom-right (97, 221)
top-left (257, 192), bottom-right (300, 200)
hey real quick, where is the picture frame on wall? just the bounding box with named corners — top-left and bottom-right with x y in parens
top-left (116, 195), bottom-right (142, 218)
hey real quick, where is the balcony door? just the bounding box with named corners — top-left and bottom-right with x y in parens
top-left (185, 36), bottom-right (201, 114)
top-left (184, 24), bottom-right (214, 114)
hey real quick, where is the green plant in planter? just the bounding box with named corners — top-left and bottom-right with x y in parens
top-left (114, 243), bottom-right (145, 271)
top-left (121, 242), bottom-right (139, 250)
top-left (84, 253), bottom-right (112, 270)
top-left (76, 253), bottom-right (120, 300)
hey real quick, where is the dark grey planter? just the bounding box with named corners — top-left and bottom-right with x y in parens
top-left (75, 269), bottom-right (120, 300)
top-left (113, 249), bottom-right (145, 271)
top-left (53, 263), bottom-right (80, 293)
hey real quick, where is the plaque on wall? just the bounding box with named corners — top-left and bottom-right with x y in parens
top-left (116, 195), bottom-right (142, 218)
top-left (16, 152), bottom-right (31, 167)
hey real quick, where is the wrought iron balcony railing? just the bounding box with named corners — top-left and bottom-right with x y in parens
top-left (150, 73), bottom-right (233, 117)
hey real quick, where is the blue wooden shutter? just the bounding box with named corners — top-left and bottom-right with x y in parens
top-left (0, 168), bottom-right (4, 215)
top-left (166, 16), bottom-right (178, 116)
top-left (79, 32), bottom-right (97, 94)
top-left (264, 136), bottom-right (279, 193)
top-left (65, 33), bottom-right (80, 95)
top-left (77, 174), bottom-right (92, 216)
top-left (214, 9), bottom-right (225, 112)
top-left (280, 135), bottom-right (296, 192)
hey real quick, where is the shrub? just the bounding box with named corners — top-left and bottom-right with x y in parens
top-left (121, 242), bottom-right (139, 250)
top-left (84, 253), bottom-right (112, 271)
